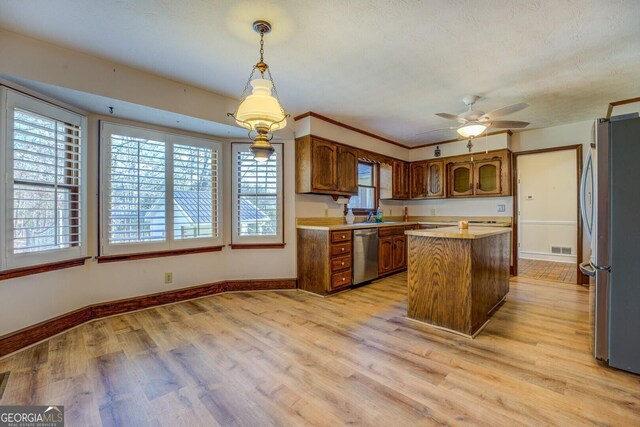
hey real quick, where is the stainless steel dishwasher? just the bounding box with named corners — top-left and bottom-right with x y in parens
top-left (353, 228), bottom-right (379, 285)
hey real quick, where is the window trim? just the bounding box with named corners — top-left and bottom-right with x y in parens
top-left (230, 142), bottom-right (284, 248)
top-left (0, 88), bottom-right (88, 271)
top-left (99, 121), bottom-right (223, 257)
top-left (346, 160), bottom-right (379, 216)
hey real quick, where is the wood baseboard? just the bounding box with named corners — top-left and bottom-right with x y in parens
top-left (0, 278), bottom-right (297, 358)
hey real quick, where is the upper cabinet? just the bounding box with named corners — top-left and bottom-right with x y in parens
top-left (295, 136), bottom-right (358, 196)
top-left (296, 134), bottom-right (511, 200)
top-left (410, 162), bottom-right (426, 198)
top-left (392, 160), bottom-right (410, 199)
top-left (411, 159), bottom-right (445, 199)
top-left (447, 149), bottom-right (511, 197)
top-left (474, 159), bottom-right (502, 195)
top-left (337, 145), bottom-right (359, 194)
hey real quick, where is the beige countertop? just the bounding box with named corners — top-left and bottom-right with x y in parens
top-left (405, 226), bottom-right (512, 239)
top-left (296, 221), bottom-right (511, 231)
top-left (296, 222), bottom-right (418, 231)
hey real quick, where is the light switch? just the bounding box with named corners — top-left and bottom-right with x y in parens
top-left (497, 204), bottom-right (506, 212)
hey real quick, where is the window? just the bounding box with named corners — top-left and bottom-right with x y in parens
top-left (100, 122), bottom-right (221, 256)
top-left (231, 143), bottom-right (283, 246)
top-left (347, 161), bottom-right (377, 214)
top-left (0, 88), bottom-right (87, 270)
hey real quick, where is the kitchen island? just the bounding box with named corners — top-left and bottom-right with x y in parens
top-left (405, 226), bottom-right (511, 337)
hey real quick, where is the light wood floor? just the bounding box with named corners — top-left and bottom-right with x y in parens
top-left (518, 258), bottom-right (578, 284)
top-left (1, 273), bottom-right (638, 426)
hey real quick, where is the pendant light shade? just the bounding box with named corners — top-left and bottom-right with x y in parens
top-left (234, 79), bottom-right (287, 132)
top-left (228, 20), bottom-right (289, 162)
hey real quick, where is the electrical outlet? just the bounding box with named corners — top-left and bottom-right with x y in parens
top-left (389, 209), bottom-right (392, 216)
top-left (324, 208), bottom-right (329, 217)
top-left (497, 204), bottom-right (506, 213)
top-left (164, 272), bottom-right (173, 284)
top-left (430, 208), bottom-right (436, 216)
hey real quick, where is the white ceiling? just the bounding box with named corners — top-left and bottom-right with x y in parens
top-left (0, 0), bottom-right (639, 146)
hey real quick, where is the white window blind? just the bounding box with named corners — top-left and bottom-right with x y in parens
top-left (100, 122), bottom-right (222, 255)
top-left (1, 88), bottom-right (87, 270)
top-left (173, 144), bottom-right (217, 240)
top-left (107, 134), bottom-right (166, 244)
top-left (231, 143), bottom-right (283, 245)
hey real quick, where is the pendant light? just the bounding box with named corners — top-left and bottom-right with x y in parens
top-left (228, 20), bottom-right (289, 162)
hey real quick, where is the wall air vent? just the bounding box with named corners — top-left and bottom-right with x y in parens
top-left (551, 246), bottom-right (572, 255)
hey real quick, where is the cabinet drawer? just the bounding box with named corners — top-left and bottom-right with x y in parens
top-left (331, 270), bottom-right (352, 289)
top-left (331, 230), bottom-right (352, 243)
top-left (331, 255), bottom-right (351, 272)
top-left (331, 241), bottom-right (352, 256)
top-left (379, 226), bottom-right (406, 237)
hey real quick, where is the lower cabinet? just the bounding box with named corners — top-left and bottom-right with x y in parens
top-left (378, 226), bottom-right (410, 275)
top-left (379, 237), bottom-right (394, 274)
top-left (297, 229), bottom-right (352, 295)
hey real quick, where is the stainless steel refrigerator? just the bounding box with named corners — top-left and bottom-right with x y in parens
top-left (580, 115), bottom-right (640, 375)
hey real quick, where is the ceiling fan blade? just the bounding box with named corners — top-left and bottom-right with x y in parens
top-left (488, 120), bottom-right (530, 128)
top-left (481, 102), bottom-right (528, 120)
top-left (435, 113), bottom-right (462, 121)
top-left (416, 126), bottom-right (458, 136)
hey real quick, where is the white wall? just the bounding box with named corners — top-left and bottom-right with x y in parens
top-left (405, 197), bottom-right (513, 217)
top-left (0, 31), bottom-right (296, 336)
top-left (409, 132), bottom-right (510, 161)
top-left (518, 151), bottom-right (577, 263)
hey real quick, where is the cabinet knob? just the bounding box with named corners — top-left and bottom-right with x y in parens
top-left (341, 234), bottom-right (346, 239)
top-left (341, 248), bottom-right (345, 252)
top-left (342, 277), bottom-right (345, 281)
top-left (341, 262), bottom-right (345, 266)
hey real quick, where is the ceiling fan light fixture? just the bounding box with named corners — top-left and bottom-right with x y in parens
top-left (457, 124), bottom-right (487, 138)
top-left (228, 20), bottom-right (289, 161)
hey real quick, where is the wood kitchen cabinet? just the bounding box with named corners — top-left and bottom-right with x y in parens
top-left (449, 162), bottom-right (474, 197)
top-left (337, 145), bottom-right (359, 193)
top-left (392, 160), bottom-right (410, 199)
top-left (392, 235), bottom-right (407, 270)
top-left (379, 226), bottom-right (411, 275)
top-left (474, 159), bottom-right (502, 195)
top-left (447, 149), bottom-right (511, 197)
top-left (426, 159), bottom-right (445, 198)
top-left (297, 229), bottom-right (353, 295)
top-left (378, 237), bottom-right (394, 274)
top-left (295, 135), bottom-right (358, 196)
top-left (411, 159), bottom-right (446, 199)
top-left (410, 161), bottom-right (427, 198)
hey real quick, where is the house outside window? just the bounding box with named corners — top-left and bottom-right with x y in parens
top-left (100, 122), bottom-right (221, 256)
top-left (347, 161), bottom-right (378, 215)
top-left (231, 143), bottom-right (284, 247)
top-left (0, 88), bottom-right (87, 270)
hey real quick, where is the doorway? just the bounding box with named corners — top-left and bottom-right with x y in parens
top-left (512, 145), bottom-right (584, 285)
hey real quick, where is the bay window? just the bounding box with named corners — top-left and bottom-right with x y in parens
top-left (100, 122), bottom-right (221, 256)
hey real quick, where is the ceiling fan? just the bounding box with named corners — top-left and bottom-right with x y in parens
top-left (420, 95), bottom-right (530, 138)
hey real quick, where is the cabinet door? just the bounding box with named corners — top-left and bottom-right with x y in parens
top-left (392, 160), bottom-right (409, 199)
top-left (448, 162), bottom-right (474, 197)
top-left (337, 145), bottom-right (358, 194)
top-left (378, 237), bottom-right (394, 274)
top-left (392, 236), bottom-right (407, 270)
top-left (311, 139), bottom-right (338, 192)
top-left (426, 160), bottom-right (445, 198)
top-left (379, 163), bottom-right (393, 199)
top-left (402, 162), bottom-right (410, 198)
top-left (474, 160), bottom-right (502, 196)
top-left (410, 162), bottom-right (426, 198)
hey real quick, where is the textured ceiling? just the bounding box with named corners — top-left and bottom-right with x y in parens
top-left (0, 0), bottom-right (639, 146)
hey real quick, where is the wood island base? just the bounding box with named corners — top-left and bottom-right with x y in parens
top-left (406, 227), bottom-right (511, 337)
